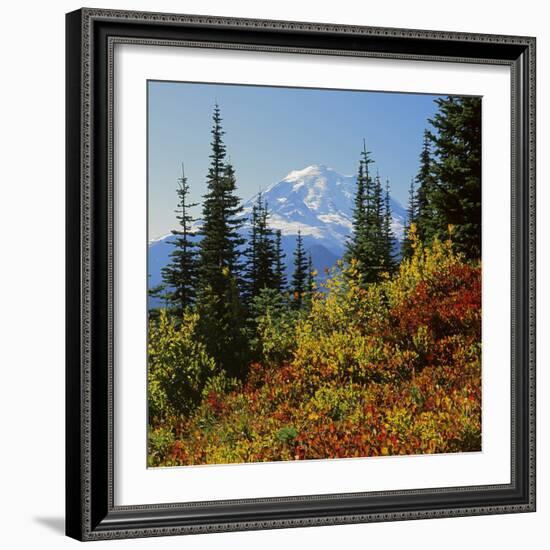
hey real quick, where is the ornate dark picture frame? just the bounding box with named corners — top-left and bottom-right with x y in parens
top-left (66, 8), bottom-right (536, 541)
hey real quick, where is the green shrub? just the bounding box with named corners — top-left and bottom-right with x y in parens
top-left (148, 425), bottom-right (176, 467)
top-left (148, 309), bottom-right (215, 420)
top-left (275, 426), bottom-right (298, 444)
top-left (249, 288), bottom-right (300, 366)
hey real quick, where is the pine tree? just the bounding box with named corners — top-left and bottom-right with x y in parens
top-left (196, 104), bottom-right (246, 377)
top-left (273, 229), bottom-right (287, 293)
top-left (346, 140), bottom-right (375, 279)
top-left (425, 96), bottom-right (481, 258)
top-left (346, 148), bottom-right (366, 264)
top-left (221, 161), bottom-right (246, 276)
top-left (148, 281), bottom-right (169, 321)
top-left (346, 139), bottom-right (393, 284)
top-left (401, 177), bottom-right (418, 258)
top-left (159, 164), bottom-right (198, 317)
top-left (255, 198), bottom-right (277, 292)
top-left (370, 171), bottom-right (384, 277)
top-left (415, 130), bottom-right (437, 241)
top-left (243, 193), bottom-right (277, 303)
top-left (196, 274), bottom-right (246, 379)
top-left (198, 105), bottom-right (244, 290)
top-left (381, 178), bottom-right (396, 272)
top-left (242, 196), bottom-right (260, 304)
top-left (291, 230), bottom-right (308, 309)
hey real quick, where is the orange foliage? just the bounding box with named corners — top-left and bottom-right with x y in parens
top-left (149, 238), bottom-right (482, 467)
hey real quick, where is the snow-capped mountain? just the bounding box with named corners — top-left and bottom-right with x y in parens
top-left (148, 164), bottom-right (406, 303)
top-left (242, 164), bottom-right (405, 252)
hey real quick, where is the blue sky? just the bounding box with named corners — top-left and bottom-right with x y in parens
top-left (148, 80), bottom-right (444, 240)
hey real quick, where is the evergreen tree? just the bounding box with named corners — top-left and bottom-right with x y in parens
top-left (299, 253), bottom-right (316, 309)
top-left (346, 147), bottom-right (366, 264)
top-left (381, 178), bottom-right (396, 272)
top-left (196, 104), bottom-right (246, 377)
top-left (255, 198), bottom-right (277, 292)
top-left (346, 140), bottom-right (375, 280)
top-left (415, 130), bottom-right (438, 241)
top-left (425, 96), bottom-right (482, 258)
top-left (147, 281), bottom-right (169, 321)
top-left (242, 196), bottom-right (260, 304)
top-left (196, 274), bottom-right (247, 379)
top-left (273, 229), bottom-right (287, 293)
top-left (159, 164), bottom-right (198, 317)
top-left (370, 171), bottom-right (384, 277)
top-left (346, 140), bottom-right (393, 284)
top-left (221, 161), bottom-right (246, 276)
top-left (291, 230), bottom-right (308, 309)
top-left (243, 193), bottom-right (277, 303)
top-left (198, 105), bottom-right (244, 289)
top-left (401, 177), bottom-right (418, 258)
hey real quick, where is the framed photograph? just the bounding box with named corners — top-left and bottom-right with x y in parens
top-left (66, 8), bottom-right (536, 541)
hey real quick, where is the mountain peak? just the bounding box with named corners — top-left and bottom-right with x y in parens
top-left (149, 165), bottom-right (407, 300)
top-left (243, 165), bottom-right (405, 248)
top-left (283, 164), bottom-right (334, 182)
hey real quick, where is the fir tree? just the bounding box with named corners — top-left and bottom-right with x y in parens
top-left (159, 164), bottom-right (198, 317)
top-left (401, 177), bottom-right (418, 258)
top-left (415, 130), bottom-right (437, 241)
top-left (346, 147), bottom-right (366, 264)
top-left (147, 281), bottom-right (169, 321)
top-left (221, 161), bottom-right (246, 276)
top-left (370, 171), bottom-right (384, 277)
top-left (196, 104), bottom-right (246, 377)
top-left (346, 140), bottom-right (375, 278)
top-left (243, 193), bottom-right (277, 303)
top-left (346, 140), bottom-right (392, 284)
top-left (255, 198), bottom-right (277, 292)
top-left (291, 230), bottom-right (308, 309)
top-left (242, 196), bottom-right (260, 304)
top-left (273, 229), bottom-right (287, 293)
top-left (299, 252), bottom-right (316, 309)
top-left (198, 105), bottom-right (244, 290)
top-left (196, 274), bottom-right (247, 379)
top-left (425, 96), bottom-right (482, 258)
top-left (381, 178), bottom-right (396, 272)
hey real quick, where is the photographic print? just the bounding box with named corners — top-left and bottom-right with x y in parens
top-left (66, 10), bottom-right (536, 539)
top-left (146, 81), bottom-right (482, 468)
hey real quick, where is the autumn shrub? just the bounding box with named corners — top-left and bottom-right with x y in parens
top-left (248, 287), bottom-right (300, 367)
top-left (148, 425), bottom-right (176, 467)
top-left (148, 309), bottom-right (215, 421)
top-left (149, 234), bottom-right (482, 466)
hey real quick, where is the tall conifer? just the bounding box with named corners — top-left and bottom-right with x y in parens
top-left (306, 253), bottom-right (315, 296)
top-left (346, 140), bottom-right (374, 276)
top-left (346, 140), bottom-right (393, 284)
top-left (370, 171), bottom-right (384, 277)
top-left (425, 96), bottom-right (481, 258)
top-left (381, 178), bottom-right (395, 272)
top-left (415, 130), bottom-right (436, 241)
top-left (159, 164), bottom-right (198, 317)
top-left (198, 105), bottom-right (244, 289)
top-left (291, 230), bottom-right (308, 309)
top-left (274, 229), bottom-right (287, 293)
top-left (401, 177), bottom-right (418, 258)
top-left (243, 193), bottom-right (277, 303)
top-left (197, 104), bottom-right (246, 377)
top-left (242, 196), bottom-right (260, 304)
top-left (256, 198), bottom-right (277, 292)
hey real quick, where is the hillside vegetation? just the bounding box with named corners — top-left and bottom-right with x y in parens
top-left (147, 96), bottom-right (482, 466)
top-left (148, 230), bottom-right (481, 466)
